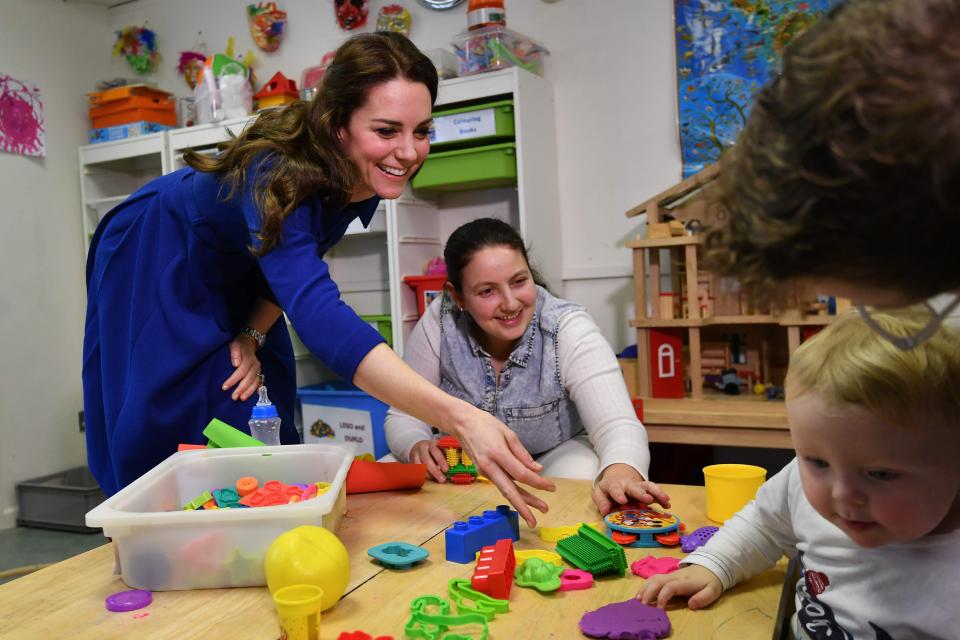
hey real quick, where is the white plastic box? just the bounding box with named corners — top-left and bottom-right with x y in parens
top-left (85, 443), bottom-right (354, 591)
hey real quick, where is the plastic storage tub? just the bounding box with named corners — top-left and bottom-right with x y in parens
top-left (429, 99), bottom-right (514, 150)
top-left (451, 26), bottom-right (549, 77)
top-left (299, 382), bottom-right (389, 459)
top-left (16, 466), bottom-right (105, 532)
top-left (412, 142), bottom-right (517, 192)
top-left (85, 443), bottom-right (353, 591)
top-left (402, 274), bottom-right (448, 316)
top-left (359, 313), bottom-right (393, 348)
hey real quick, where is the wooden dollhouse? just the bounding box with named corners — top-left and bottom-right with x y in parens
top-left (624, 164), bottom-right (850, 401)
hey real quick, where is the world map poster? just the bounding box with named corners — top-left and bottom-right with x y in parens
top-left (675, 0), bottom-right (838, 178)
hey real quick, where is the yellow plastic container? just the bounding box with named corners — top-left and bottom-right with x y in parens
top-left (273, 584), bottom-right (323, 640)
top-left (702, 464), bottom-right (767, 523)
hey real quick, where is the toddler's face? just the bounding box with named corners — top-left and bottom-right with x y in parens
top-left (787, 392), bottom-right (960, 548)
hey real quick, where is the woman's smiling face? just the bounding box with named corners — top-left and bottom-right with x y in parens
top-left (450, 244), bottom-right (538, 359)
top-left (338, 77), bottom-right (433, 201)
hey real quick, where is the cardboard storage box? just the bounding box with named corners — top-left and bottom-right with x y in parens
top-left (85, 443), bottom-right (353, 591)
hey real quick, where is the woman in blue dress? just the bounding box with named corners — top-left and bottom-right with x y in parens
top-left (83, 32), bottom-right (554, 527)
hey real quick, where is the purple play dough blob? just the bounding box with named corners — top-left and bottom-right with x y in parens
top-left (681, 525), bottom-right (719, 553)
top-left (579, 598), bottom-right (671, 640)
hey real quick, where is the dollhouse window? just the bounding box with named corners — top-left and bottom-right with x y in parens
top-left (657, 344), bottom-right (676, 378)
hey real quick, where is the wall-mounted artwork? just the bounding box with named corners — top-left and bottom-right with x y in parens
top-left (0, 73), bottom-right (45, 157)
top-left (675, 0), bottom-right (838, 178)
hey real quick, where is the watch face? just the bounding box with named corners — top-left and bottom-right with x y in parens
top-left (416, 0), bottom-right (466, 9)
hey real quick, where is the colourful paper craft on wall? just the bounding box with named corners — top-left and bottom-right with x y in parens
top-left (335, 0), bottom-right (369, 30)
top-left (113, 26), bottom-right (161, 75)
top-left (376, 4), bottom-right (411, 36)
top-left (178, 51), bottom-right (207, 89)
top-left (248, 2), bottom-right (287, 52)
top-left (0, 73), bottom-right (45, 157)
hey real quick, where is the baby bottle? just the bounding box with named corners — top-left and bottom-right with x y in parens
top-left (249, 385), bottom-right (282, 446)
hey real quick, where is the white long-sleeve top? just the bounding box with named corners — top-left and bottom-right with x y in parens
top-left (684, 459), bottom-right (960, 639)
top-left (385, 297), bottom-right (651, 481)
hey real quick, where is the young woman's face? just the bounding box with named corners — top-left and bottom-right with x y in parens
top-left (788, 392), bottom-right (960, 548)
top-left (450, 245), bottom-right (538, 358)
top-left (338, 78), bottom-right (433, 201)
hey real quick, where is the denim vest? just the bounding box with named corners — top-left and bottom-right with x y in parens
top-left (438, 286), bottom-right (585, 455)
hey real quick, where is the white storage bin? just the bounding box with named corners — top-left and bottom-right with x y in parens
top-left (85, 443), bottom-right (354, 591)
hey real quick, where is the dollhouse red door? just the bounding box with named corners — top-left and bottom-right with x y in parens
top-left (649, 328), bottom-right (685, 398)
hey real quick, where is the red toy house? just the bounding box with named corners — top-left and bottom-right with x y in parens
top-left (471, 538), bottom-right (516, 600)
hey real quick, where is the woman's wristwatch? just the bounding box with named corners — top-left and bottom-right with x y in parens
top-left (239, 326), bottom-right (267, 349)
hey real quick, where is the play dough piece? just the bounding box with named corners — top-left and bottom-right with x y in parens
top-left (630, 556), bottom-right (680, 578)
top-left (579, 598), bottom-right (671, 640)
top-left (680, 526), bottom-right (720, 553)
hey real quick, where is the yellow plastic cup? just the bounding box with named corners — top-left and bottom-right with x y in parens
top-left (703, 464), bottom-right (767, 523)
top-left (273, 584), bottom-right (323, 640)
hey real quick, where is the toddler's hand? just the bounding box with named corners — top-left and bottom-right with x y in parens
top-left (593, 463), bottom-right (672, 515)
top-left (222, 338), bottom-right (261, 402)
top-left (638, 565), bottom-right (722, 610)
top-left (408, 439), bottom-right (449, 483)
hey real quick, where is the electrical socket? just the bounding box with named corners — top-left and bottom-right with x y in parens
top-left (78, 410), bottom-right (85, 433)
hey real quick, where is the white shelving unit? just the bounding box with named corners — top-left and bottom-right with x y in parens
top-left (78, 133), bottom-right (169, 251)
top-left (77, 67), bottom-right (561, 375)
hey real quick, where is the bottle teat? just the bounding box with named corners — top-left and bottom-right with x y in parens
top-left (251, 385), bottom-right (279, 419)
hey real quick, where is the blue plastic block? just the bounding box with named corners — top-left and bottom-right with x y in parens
top-left (445, 505), bottom-right (520, 564)
top-left (368, 541), bottom-right (429, 569)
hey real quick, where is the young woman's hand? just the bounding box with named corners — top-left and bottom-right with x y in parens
top-left (222, 337), bottom-right (262, 401)
top-left (638, 565), bottom-right (723, 610)
top-left (409, 439), bottom-right (449, 483)
top-left (455, 410), bottom-right (556, 528)
top-left (593, 463), bottom-right (672, 515)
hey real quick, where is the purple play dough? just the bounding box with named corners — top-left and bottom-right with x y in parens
top-left (579, 598), bottom-right (671, 640)
top-left (681, 525), bottom-right (720, 553)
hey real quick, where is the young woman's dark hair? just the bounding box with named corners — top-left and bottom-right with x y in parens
top-left (444, 218), bottom-right (548, 293)
top-left (185, 32), bottom-right (438, 255)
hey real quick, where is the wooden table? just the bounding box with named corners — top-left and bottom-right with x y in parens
top-left (0, 479), bottom-right (786, 639)
top-left (643, 397), bottom-right (791, 449)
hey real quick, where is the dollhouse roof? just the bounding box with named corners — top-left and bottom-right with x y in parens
top-left (625, 163), bottom-right (719, 218)
top-left (255, 72), bottom-right (298, 99)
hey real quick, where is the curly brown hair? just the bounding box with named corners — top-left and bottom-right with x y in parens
top-left (185, 32), bottom-right (438, 255)
top-left (706, 0), bottom-right (960, 300)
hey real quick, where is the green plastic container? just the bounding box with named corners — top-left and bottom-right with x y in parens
top-left (429, 99), bottom-right (515, 150)
top-left (360, 314), bottom-right (393, 348)
top-left (413, 142), bottom-right (517, 192)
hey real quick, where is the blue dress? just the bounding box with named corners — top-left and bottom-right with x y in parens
top-left (83, 167), bottom-right (384, 495)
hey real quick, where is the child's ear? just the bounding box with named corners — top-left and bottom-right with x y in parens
top-left (445, 282), bottom-right (464, 311)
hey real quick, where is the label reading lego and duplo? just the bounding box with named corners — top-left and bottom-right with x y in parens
top-left (303, 404), bottom-right (376, 457)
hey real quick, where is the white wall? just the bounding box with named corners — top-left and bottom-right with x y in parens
top-left (0, 0), bottom-right (681, 526)
top-left (105, 0), bottom-right (681, 348)
top-left (0, 0), bottom-right (114, 528)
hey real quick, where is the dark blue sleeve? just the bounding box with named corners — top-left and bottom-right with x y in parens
top-left (240, 188), bottom-right (384, 380)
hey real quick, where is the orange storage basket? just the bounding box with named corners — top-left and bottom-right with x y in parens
top-left (91, 107), bottom-right (177, 129)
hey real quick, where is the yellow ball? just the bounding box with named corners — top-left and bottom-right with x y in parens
top-left (264, 526), bottom-right (350, 611)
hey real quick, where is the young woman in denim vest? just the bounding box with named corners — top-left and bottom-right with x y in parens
top-left (386, 218), bottom-right (669, 514)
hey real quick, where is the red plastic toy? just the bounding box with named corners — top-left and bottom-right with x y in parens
top-left (471, 538), bottom-right (516, 600)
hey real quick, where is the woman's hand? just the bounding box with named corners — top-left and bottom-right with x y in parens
top-left (409, 439), bottom-right (449, 483)
top-left (593, 463), bottom-right (672, 515)
top-left (455, 410), bottom-right (556, 528)
top-left (638, 565), bottom-right (723, 610)
top-left (222, 336), bottom-right (262, 401)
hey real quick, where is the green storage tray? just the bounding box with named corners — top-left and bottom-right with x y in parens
top-left (413, 142), bottom-right (517, 192)
top-left (360, 313), bottom-right (393, 347)
top-left (429, 99), bottom-right (514, 150)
